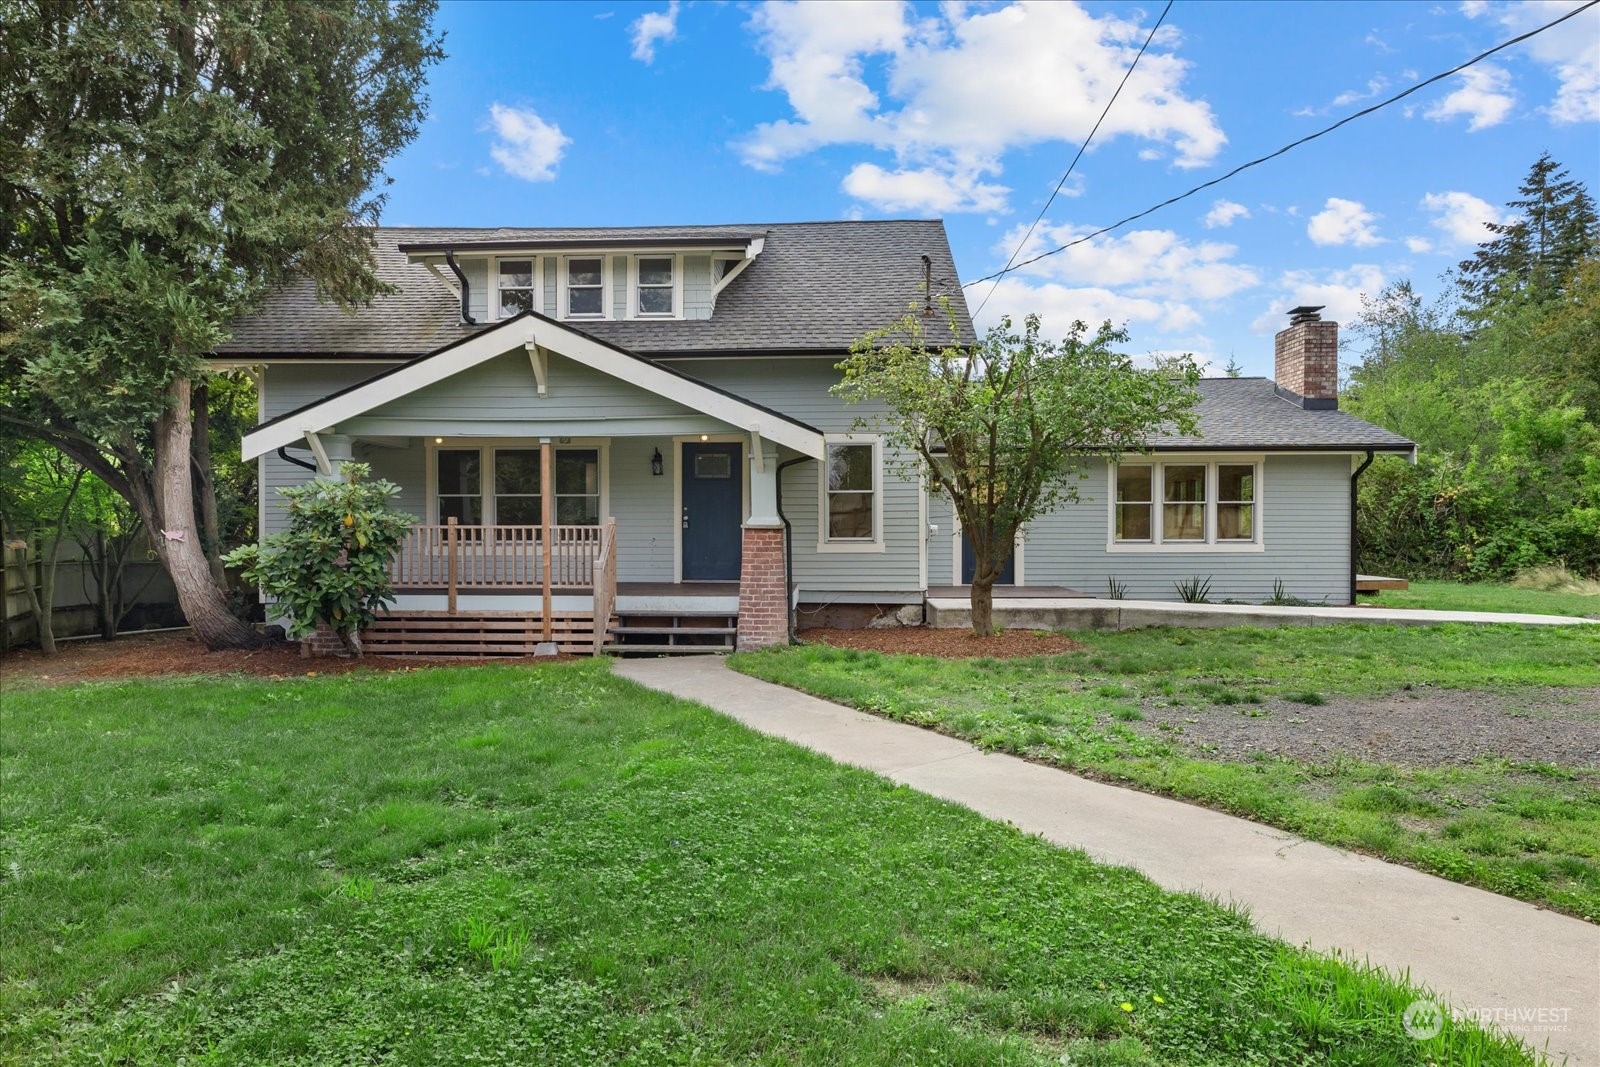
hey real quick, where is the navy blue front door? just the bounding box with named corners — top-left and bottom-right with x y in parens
top-left (682, 443), bottom-right (743, 581)
top-left (961, 531), bottom-right (1015, 585)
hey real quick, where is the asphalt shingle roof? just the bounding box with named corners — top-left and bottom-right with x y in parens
top-left (1148, 378), bottom-right (1414, 452)
top-left (214, 220), bottom-right (975, 358)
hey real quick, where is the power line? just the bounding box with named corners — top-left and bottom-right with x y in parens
top-left (972, 0), bottom-right (1174, 319)
top-left (963, 0), bottom-right (1600, 290)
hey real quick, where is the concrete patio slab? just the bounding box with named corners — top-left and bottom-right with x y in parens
top-left (613, 656), bottom-right (1600, 1066)
top-left (924, 595), bottom-right (1600, 631)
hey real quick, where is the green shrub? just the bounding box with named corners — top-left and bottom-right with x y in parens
top-left (225, 462), bottom-right (416, 655)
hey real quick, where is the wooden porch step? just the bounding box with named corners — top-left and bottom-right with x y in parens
top-left (607, 642), bottom-right (733, 656)
top-left (610, 625), bottom-right (738, 636)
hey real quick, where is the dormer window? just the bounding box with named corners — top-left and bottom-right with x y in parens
top-left (497, 259), bottom-right (535, 318)
top-left (636, 256), bottom-right (676, 316)
top-left (565, 257), bottom-right (605, 318)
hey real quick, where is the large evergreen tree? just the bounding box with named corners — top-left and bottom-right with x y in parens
top-left (1459, 152), bottom-right (1599, 311)
top-left (0, 1), bottom-right (443, 648)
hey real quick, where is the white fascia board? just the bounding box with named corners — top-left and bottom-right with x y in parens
top-left (241, 315), bottom-right (826, 461)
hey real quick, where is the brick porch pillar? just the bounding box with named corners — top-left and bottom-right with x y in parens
top-left (735, 525), bottom-right (788, 650)
top-left (736, 439), bottom-right (787, 650)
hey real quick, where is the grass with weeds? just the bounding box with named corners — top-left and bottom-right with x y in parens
top-left (0, 662), bottom-right (1539, 1065)
top-left (1369, 578), bottom-right (1600, 618)
top-left (731, 623), bottom-right (1600, 918)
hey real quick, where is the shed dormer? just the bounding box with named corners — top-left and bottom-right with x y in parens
top-left (398, 230), bottom-right (767, 326)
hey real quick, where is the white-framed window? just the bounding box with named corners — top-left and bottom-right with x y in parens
top-left (496, 258), bottom-right (537, 319)
top-left (563, 256), bottom-right (607, 318)
top-left (1110, 458), bottom-right (1262, 550)
top-left (432, 445), bottom-right (603, 526)
top-left (634, 254), bottom-right (677, 317)
top-left (818, 435), bottom-right (883, 550)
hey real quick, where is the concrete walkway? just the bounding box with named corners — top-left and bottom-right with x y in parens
top-left (613, 657), bottom-right (1600, 1066)
top-left (924, 596), bottom-right (1600, 631)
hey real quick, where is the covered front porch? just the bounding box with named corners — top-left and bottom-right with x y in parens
top-left (242, 310), bottom-right (827, 654)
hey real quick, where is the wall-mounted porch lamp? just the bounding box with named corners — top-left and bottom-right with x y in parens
top-left (651, 448), bottom-right (664, 476)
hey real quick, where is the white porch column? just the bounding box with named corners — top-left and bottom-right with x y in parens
top-left (746, 439), bottom-right (782, 528)
top-left (306, 433), bottom-right (356, 476)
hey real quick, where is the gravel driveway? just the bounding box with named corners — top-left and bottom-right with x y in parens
top-left (1130, 686), bottom-right (1600, 768)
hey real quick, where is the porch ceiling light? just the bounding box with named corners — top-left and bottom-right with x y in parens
top-left (651, 448), bottom-right (663, 476)
top-left (434, 437), bottom-right (443, 444)
top-left (699, 434), bottom-right (709, 442)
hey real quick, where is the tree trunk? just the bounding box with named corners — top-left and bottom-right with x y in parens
top-left (969, 574), bottom-right (995, 638)
top-left (151, 379), bottom-right (262, 650)
top-left (191, 382), bottom-right (228, 588)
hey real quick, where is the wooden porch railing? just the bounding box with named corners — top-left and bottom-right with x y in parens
top-left (389, 521), bottom-right (606, 592)
top-left (591, 518), bottom-right (618, 655)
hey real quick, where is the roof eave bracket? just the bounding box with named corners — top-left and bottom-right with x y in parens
top-left (526, 337), bottom-right (547, 398)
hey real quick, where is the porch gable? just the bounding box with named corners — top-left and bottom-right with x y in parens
top-left (241, 311), bottom-right (827, 460)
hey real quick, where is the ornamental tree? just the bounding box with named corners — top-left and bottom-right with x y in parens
top-left (836, 305), bottom-right (1201, 636)
top-left (225, 463), bottom-right (415, 656)
top-left (0, 0), bottom-right (443, 648)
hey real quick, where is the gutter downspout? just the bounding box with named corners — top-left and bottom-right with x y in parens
top-left (444, 250), bottom-right (475, 325)
top-left (277, 446), bottom-right (318, 473)
top-left (775, 455), bottom-right (811, 644)
top-left (1350, 449), bottom-right (1375, 604)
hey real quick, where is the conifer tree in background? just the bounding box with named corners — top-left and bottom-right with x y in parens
top-left (1459, 152), bottom-right (1600, 312)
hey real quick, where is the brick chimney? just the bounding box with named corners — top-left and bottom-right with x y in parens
top-left (1273, 305), bottom-right (1339, 410)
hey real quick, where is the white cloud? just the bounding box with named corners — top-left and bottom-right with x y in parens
top-left (1307, 197), bottom-right (1384, 246)
top-left (1250, 265), bottom-right (1387, 334)
top-left (1464, 1), bottom-right (1600, 123)
top-left (842, 162), bottom-right (1008, 213)
top-left (974, 220), bottom-right (1260, 342)
top-left (1423, 63), bottom-right (1515, 130)
top-left (1405, 236), bottom-right (1434, 253)
top-left (999, 221), bottom-right (1261, 301)
top-left (630, 2), bottom-right (680, 64)
top-left (1204, 199), bottom-right (1249, 229)
top-left (486, 104), bottom-right (570, 182)
top-left (1421, 190), bottom-right (1507, 245)
top-left (976, 277), bottom-right (1202, 335)
top-left (740, 1), bottom-right (1225, 213)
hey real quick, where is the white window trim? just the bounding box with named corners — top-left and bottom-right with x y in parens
top-left (424, 438), bottom-right (611, 526)
top-left (817, 433), bottom-right (885, 553)
top-left (1106, 455), bottom-right (1265, 553)
top-left (560, 254), bottom-right (611, 321)
top-left (492, 255), bottom-right (543, 321)
top-left (629, 253), bottom-right (682, 320)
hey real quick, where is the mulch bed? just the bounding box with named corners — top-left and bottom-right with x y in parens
top-left (0, 630), bottom-right (533, 690)
top-left (797, 626), bottom-right (1082, 658)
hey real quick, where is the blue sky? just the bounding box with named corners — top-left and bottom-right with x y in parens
top-left (381, 0), bottom-right (1600, 375)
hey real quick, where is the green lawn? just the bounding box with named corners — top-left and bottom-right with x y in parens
top-left (1366, 579), bottom-right (1600, 618)
top-left (0, 662), bottom-right (1540, 1065)
top-left (731, 624), bottom-right (1600, 918)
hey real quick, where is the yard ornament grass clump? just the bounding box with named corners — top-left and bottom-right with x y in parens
top-left (225, 462), bottom-right (415, 657)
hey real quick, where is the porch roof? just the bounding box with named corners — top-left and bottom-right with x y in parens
top-left (241, 311), bottom-right (828, 461)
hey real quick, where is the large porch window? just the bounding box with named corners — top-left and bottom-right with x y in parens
top-left (434, 446), bottom-right (601, 526)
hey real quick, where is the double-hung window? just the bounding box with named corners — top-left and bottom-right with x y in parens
top-left (636, 256), bottom-right (675, 316)
top-left (497, 259), bottom-right (535, 318)
top-left (565, 257), bottom-right (605, 318)
top-left (435, 447), bottom-right (602, 526)
top-left (436, 450), bottom-right (483, 524)
top-left (821, 438), bottom-right (880, 546)
top-left (1112, 460), bottom-right (1260, 547)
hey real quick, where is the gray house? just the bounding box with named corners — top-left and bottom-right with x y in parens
top-left (221, 220), bottom-right (1413, 654)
